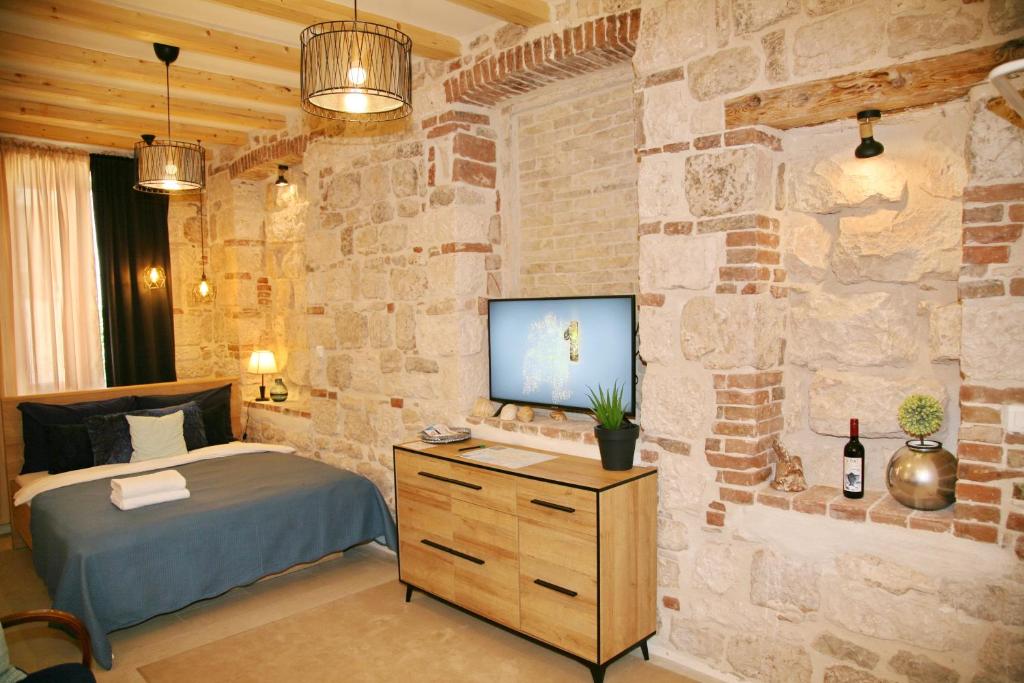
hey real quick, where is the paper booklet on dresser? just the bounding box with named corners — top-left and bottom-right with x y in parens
top-left (459, 446), bottom-right (556, 469)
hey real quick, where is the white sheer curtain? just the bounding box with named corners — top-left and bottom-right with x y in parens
top-left (0, 141), bottom-right (105, 395)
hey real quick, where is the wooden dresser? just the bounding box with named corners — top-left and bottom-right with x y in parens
top-left (393, 439), bottom-right (657, 683)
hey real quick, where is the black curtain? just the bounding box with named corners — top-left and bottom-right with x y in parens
top-left (90, 154), bottom-right (176, 386)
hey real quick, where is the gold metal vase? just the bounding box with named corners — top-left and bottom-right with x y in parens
top-left (885, 439), bottom-right (957, 511)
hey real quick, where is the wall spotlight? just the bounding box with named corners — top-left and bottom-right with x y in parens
top-left (275, 165), bottom-right (289, 186)
top-left (855, 109), bottom-right (884, 159)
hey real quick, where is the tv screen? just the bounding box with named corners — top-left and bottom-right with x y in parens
top-left (488, 295), bottom-right (636, 416)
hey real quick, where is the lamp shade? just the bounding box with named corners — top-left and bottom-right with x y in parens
top-left (247, 350), bottom-right (278, 374)
top-left (135, 137), bottom-right (205, 193)
top-left (300, 20), bottom-right (412, 121)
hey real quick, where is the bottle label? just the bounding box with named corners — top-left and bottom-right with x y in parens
top-left (843, 457), bottom-right (863, 492)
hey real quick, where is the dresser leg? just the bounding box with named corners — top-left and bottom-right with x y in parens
top-left (640, 640), bottom-right (650, 661)
top-left (404, 585), bottom-right (413, 603)
top-left (588, 663), bottom-right (606, 683)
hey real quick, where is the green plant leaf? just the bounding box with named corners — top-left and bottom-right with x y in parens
top-left (587, 380), bottom-right (625, 430)
top-left (897, 394), bottom-right (943, 442)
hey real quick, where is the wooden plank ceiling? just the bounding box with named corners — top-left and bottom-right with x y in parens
top-left (0, 0), bottom-right (548, 152)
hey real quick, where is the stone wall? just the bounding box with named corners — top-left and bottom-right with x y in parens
top-left (167, 0), bottom-right (1024, 680)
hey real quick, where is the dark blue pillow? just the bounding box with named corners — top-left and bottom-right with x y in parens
top-left (46, 424), bottom-right (95, 474)
top-left (85, 402), bottom-right (208, 466)
top-left (135, 384), bottom-right (233, 445)
top-left (18, 395), bottom-right (138, 474)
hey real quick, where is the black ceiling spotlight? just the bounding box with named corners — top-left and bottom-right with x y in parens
top-left (275, 165), bottom-right (289, 186)
top-left (854, 109), bottom-right (884, 159)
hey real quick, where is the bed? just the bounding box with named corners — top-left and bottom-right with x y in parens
top-left (2, 379), bottom-right (398, 669)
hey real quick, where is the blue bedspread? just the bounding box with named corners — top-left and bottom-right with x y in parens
top-left (29, 452), bottom-right (397, 669)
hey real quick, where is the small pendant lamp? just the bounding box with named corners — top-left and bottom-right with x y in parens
top-left (135, 43), bottom-right (205, 193)
top-left (191, 189), bottom-right (215, 304)
top-left (300, 0), bottom-right (413, 121)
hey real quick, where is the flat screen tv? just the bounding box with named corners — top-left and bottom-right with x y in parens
top-left (488, 295), bottom-right (636, 416)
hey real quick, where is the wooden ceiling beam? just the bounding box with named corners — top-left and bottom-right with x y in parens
top-left (210, 0), bottom-right (461, 61)
top-left (0, 117), bottom-right (137, 150)
top-left (448, 0), bottom-right (550, 27)
top-left (725, 42), bottom-right (1021, 130)
top-left (0, 98), bottom-right (248, 147)
top-left (0, 69), bottom-right (286, 131)
top-left (9, 0), bottom-right (298, 72)
top-left (0, 32), bottom-right (297, 108)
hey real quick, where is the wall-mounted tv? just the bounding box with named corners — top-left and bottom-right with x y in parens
top-left (488, 295), bottom-right (636, 416)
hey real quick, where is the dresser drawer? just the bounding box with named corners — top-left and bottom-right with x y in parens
top-left (395, 449), bottom-right (516, 514)
top-left (451, 499), bottom-right (519, 629)
top-left (516, 478), bottom-right (597, 537)
top-left (518, 519), bottom-right (597, 660)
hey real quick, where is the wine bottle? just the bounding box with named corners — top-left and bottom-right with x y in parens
top-left (843, 418), bottom-right (864, 499)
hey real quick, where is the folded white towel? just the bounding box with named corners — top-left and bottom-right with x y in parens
top-left (111, 488), bottom-right (191, 511)
top-left (110, 470), bottom-right (186, 499)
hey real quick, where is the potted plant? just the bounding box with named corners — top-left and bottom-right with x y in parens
top-left (587, 381), bottom-right (639, 471)
top-left (885, 394), bottom-right (957, 511)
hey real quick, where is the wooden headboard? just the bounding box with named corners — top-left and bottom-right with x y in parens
top-left (1, 377), bottom-right (241, 530)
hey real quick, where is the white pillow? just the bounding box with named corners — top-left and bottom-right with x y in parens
top-left (127, 410), bottom-right (188, 462)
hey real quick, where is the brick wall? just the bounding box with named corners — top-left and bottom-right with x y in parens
top-left (515, 68), bottom-right (639, 297)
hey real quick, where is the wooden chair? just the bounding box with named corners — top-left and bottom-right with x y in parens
top-left (1, 609), bottom-right (94, 682)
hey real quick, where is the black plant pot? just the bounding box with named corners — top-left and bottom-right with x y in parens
top-left (594, 422), bottom-right (639, 471)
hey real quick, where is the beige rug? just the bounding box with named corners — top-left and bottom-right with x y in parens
top-left (138, 581), bottom-right (691, 683)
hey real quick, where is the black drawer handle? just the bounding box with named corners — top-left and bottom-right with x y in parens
top-left (534, 578), bottom-right (578, 598)
top-left (417, 471), bottom-right (482, 490)
top-left (530, 498), bottom-right (575, 513)
top-left (420, 539), bottom-right (485, 565)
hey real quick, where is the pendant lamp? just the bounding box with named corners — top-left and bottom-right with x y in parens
top-left (135, 43), bottom-right (205, 193)
top-left (191, 190), bottom-right (215, 304)
top-left (300, 0), bottom-right (413, 121)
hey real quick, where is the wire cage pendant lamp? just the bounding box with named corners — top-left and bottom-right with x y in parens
top-left (300, 0), bottom-right (413, 121)
top-left (135, 43), bottom-right (205, 193)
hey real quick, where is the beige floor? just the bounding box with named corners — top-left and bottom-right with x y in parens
top-left (0, 539), bottom-right (693, 682)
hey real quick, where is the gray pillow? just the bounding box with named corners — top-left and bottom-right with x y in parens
top-left (86, 402), bottom-right (208, 466)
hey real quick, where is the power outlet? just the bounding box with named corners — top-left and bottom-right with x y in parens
top-left (1008, 405), bottom-right (1024, 434)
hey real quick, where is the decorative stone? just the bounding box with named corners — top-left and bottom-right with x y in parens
top-left (643, 80), bottom-right (691, 148)
top-left (687, 46), bottom-right (760, 101)
top-left (470, 397), bottom-right (494, 418)
top-left (494, 22), bottom-right (526, 50)
top-left (887, 9), bottom-right (981, 59)
top-left (641, 365), bottom-right (710, 441)
top-left (888, 650), bottom-right (959, 683)
top-left (658, 551), bottom-right (680, 587)
top-left (784, 214), bottom-right (832, 282)
top-left (832, 201), bottom-right (961, 284)
top-left (989, 0), bottom-right (1024, 34)
top-left (788, 156), bottom-right (905, 214)
top-left (549, 410), bottom-right (567, 422)
top-left (726, 635), bottom-right (813, 683)
top-left (640, 234), bottom-right (721, 292)
top-left (635, 0), bottom-right (714, 76)
top-left (761, 29), bottom-right (788, 83)
top-left (788, 291), bottom-right (916, 368)
top-left (669, 615), bottom-right (726, 662)
top-left (639, 304), bottom-right (681, 365)
top-left (823, 666), bottom-right (893, 683)
top-left (499, 403), bottom-right (517, 421)
top-left (962, 301), bottom-right (1024, 383)
top-left (733, 0), bottom-right (798, 34)
top-left (750, 549), bottom-right (820, 615)
top-left (812, 633), bottom-right (881, 670)
top-left (929, 303), bottom-right (961, 363)
top-left (685, 147), bottom-right (772, 217)
top-left (638, 155), bottom-right (687, 220)
top-left (694, 543), bottom-right (738, 594)
top-left (969, 103), bottom-right (1024, 183)
top-left (804, 0), bottom-right (857, 16)
top-left (516, 405), bottom-right (534, 423)
top-left (681, 296), bottom-right (786, 370)
top-left (977, 627), bottom-right (1024, 681)
top-left (770, 441), bottom-right (808, 492)
top-left (793, 2), bottom-right (883, 77)
top-left (808, 370), bottom-right (947, 438)
top-left (657, 516), bottom-right (689, 552)
top-left (335, 310), bottom-right (368, 349)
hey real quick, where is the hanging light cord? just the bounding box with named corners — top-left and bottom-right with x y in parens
top-left (353, 0), bottom-right (358, 21)
top-left (165, 61), bottom-right (172, 139)
top-left (199, 190), bottom-right (207, 278)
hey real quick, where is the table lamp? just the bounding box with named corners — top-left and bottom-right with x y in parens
top-left (247, 350), bottom-right (278, 401)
